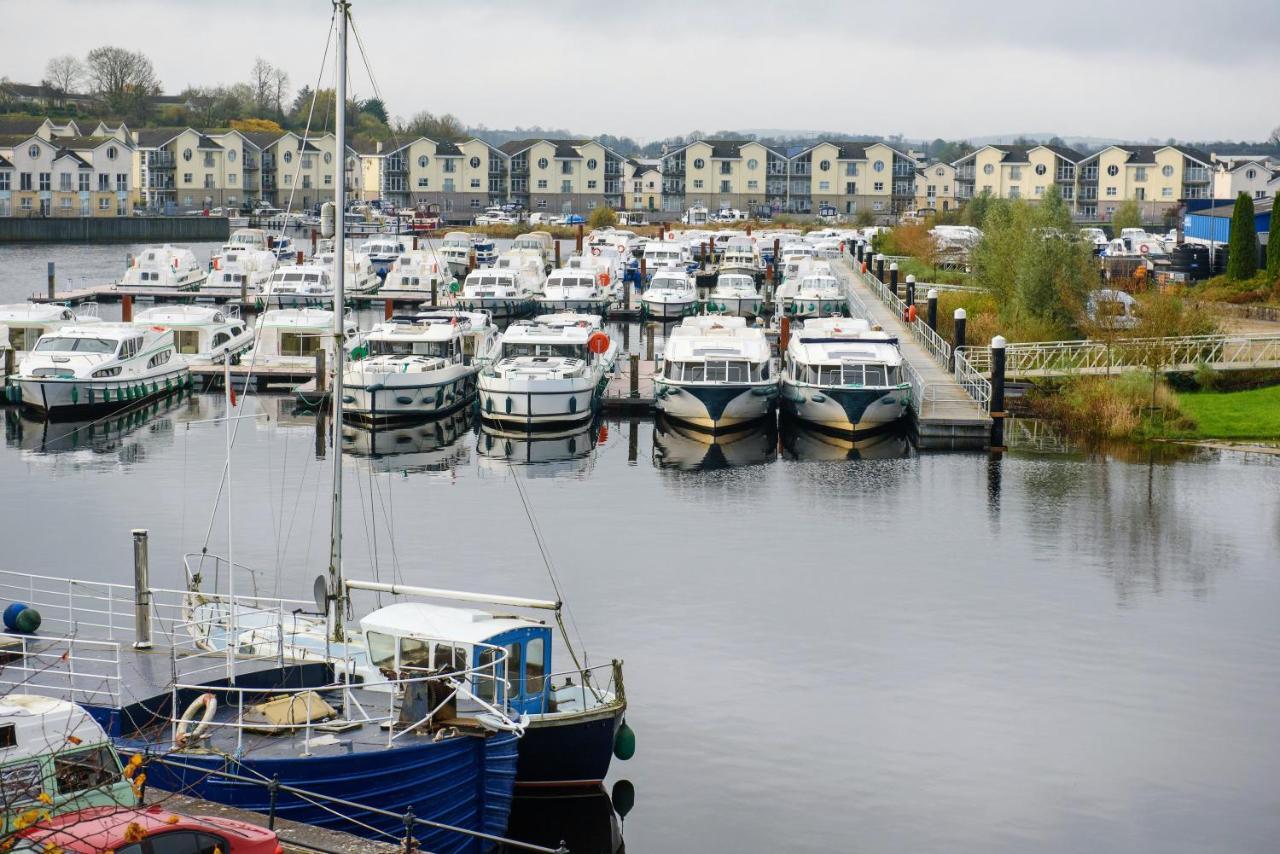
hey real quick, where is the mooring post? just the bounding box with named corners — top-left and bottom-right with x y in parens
top-left (702, 242), bottom-right (709, 270)
top-left (628, 416), bottom-right (638, 463)
top-left (132, 529), bottom-right (152, 649)
top-left (630, 353), bottom-right (639, 398)
top-left (639, 256), bottom-right (647, 290)
top-left (624, 275), bottom-right (632, 311)
top-left (121, 294), bottom-right (133, 322)
top-left (315, 348), bottom-right (327, 395)
top-left (47, 261), bottom-right (55, 301)
top-left (576, 224), bottom-right (584, 253)
top-left (645, 322), bottom-right (655, 361)
top-left (267, 775), bottom-right (280, 830)
top-left (889, 262), bottom-right (899, 298)
top-left (951, 308), bottom-right (967, 370)
top-left (403, 806), bottom-right (417, 852)
top-left (855, 242), bottom-right (864, 263)
top-left (467, 250), bottom-right (476, 276)
top-left (990, 335), bottom-right (1007, 449)
top-left (384, 298), bottom-right (394, 320)
top-left (412, 235), bottom-right (418, 250)
top-left (554, 240), bottom-right (561, 267)
top-left (311, 229), bottom-right (318, 255)
top-left (875, 254), bottom-right (885, 283)
top-left (905, 274), bottom-right (916, 308)
top-left (431, 278), bottom-right (438, 307)
top-left (4, 348), bottom-right (14, 380)
top-left (926, 288), bottom-right (938, 331)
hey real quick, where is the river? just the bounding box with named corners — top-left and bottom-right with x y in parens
top-left (1, 241), bottom-right (1278, 853)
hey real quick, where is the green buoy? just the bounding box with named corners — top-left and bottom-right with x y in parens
top-left (13, 607), bottom-right (41, 634)
top-left (613, 720), bottom-right (636, 760)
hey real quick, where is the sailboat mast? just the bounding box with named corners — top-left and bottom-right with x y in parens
top-left (328, 0), bottom-right (349, 642)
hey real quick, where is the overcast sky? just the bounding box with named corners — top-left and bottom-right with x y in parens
top-left (7, 0), bottom-right (1280, 142)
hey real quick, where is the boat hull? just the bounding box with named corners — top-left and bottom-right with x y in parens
top-left (457, 297), bottom-right (535, 320)
top-left (480, 373), bottom-right (609, 429)
top-left (654, 380), bottom-right (777, 433)
top-left (705, 295), bottom-right (762, 317)
top-left (518, 704), bottom-right (626, 786)
top-left (535, 298), bottom-right (612, 315)
top-left (640, 298), bottom-right (696, 319)
top-left (783, 297), bottom-right (848, 318)
top-left (134, 732), bottom-right (518, 853)
top-left (779, 381), bottom-right (909, 434)
top-left (343, 367), bottom-right (479, 424)
top-left (19, 367), bottom-right (192, 418)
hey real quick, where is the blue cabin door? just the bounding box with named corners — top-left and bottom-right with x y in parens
top-left (480, 628), bottom-right (551, 717)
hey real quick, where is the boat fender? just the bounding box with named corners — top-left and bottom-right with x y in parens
top-left (70, 386), bottom-right (79, 405)
top-left (614, 720), bottom-right (636, 760)
top-left (612, 779), bottom-right (636, 817)
top-left (396, 395), bottom-right (413, 405)
top-left (812, 393), bottom-right (827, 403)
top-left (176, 693), bottom-right (218, 746)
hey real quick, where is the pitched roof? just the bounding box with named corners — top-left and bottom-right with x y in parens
top-left (990, 144), bottom-right (1031, 163)
top-left (496, 138), bottom-right (590, 158)
top-left (237, 131), bottom-right (282, 150)
top-left (0, 155), bottom-right (12, 169)
top-left (196, 134), bottom-right (223, 150)
top-left (133, 127), bottom-right (188, 148)
top-left (52, 148), bottom-right (91, 168)
top-left (0, 116), bottom-right (48, 135)
top-left (59, 135), bottom-right (129, 152)
top-left (436, 141), bottom-right (462, 156)
top-left (1036, 143), bottom-right (1085, 161)
top-left (0, 133), bottom-right (40, 150)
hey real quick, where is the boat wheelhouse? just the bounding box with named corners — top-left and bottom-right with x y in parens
top-left (457, 267), bottom-right (538, 320)
top-left (641, 242), bottom-right (696, 277)
top-left (655, 316), bottom-right (777, 432)
top-left (208, 247), bottom-right (278, 294)
top-left (479, 314), bottom-right (618, 428)
top-left (779, 271), bottom-right (847, 319)
top-left (260, 263), bottom-right (336, 307)
top-left (16, 323), bottom-right (188, 416)
top-left (537, 268), bottom-right (611, 314)
top-left (439, 232), bottom-right (476, 277)
top-left (223, 227), bottom-right (270, 252)
top-left (780, 317), bottom-right (909, 435)
top-left (342, 311), bottom-right (499, 424)
top-left (0, 303), bottom-right (101, 359)
top-left (471, 234), bottom-right (498, 267)
top-left (119, 245), bottom-right (207, 290)
top-left (511, 231), bottom-right (554, 272)
top-left (358, 236), bottom-right (409, 274)
top-left (720, 237), bottom-right (764, 276)
top-left (640, 269), bottom-right (697, 320)
top-left (244, 307), bottom-right (362, 369)
top-left (381, 248), bottom-right (454, 294)
top-left (312, 247), bottom-right (380, 294)
top-left (707, 273), bottom-right (762, 317)
top-left (131, 305), bottom-right (254, 366)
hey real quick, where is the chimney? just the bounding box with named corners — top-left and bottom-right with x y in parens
top-left (376, 140), bottom-right (382, 154)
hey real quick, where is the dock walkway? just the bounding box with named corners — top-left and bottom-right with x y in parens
top-left (834, 258), bottom-right (992, 448)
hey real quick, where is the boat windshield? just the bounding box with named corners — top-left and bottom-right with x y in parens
top-left (665, 359), bottom-right (752, 382)
top-left (503, 343), bottom-right (585, 358)
top-left (370, 339), bottom-right (451, 357)
top-left (33, 336), bottom-right (115, 353)
top-left (800, 363), bottom-right (899, 386)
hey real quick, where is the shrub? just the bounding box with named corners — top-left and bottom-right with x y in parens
top-left (1268, 192), bottom-right (1280, 280)
top-left (1226, 192), bottom-right (1259, 280)
top-left (587, 206), bottom-right (618, 229)
top-left (1029, 372), bottom-right (1195, 441)
top-left (1111, 199), bottom-right (1142, 235)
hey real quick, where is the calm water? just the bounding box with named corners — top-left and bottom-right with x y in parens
top-left (2, 244), bottom-right (1280, 853)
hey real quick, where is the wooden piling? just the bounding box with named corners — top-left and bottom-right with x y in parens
top-left (576, 224), bottom-right (584, 253)
top-left (315, 348), bottom-right (327, 394)
top-left (412, 235), bottom-right (419, 250)
top-left (311, 229), bottom-right (318, 255)
top-left (645, 322), bottom-right (655, 361)
top-left (431, 278), bottom-right (438, 307)
top-left (47, 261), bottom-right (55, 301)
top-left (121, 294), bottom-right (133, 322)
top-left (384, 298), bottom-right (394, 320)
top-left (629, 354), bottom-right (640, 398)
top-left (554, 241), bottom-right (561, 267)
top-left (296, 250), bottom-right (304, 265)
top-left (4, 348), bottom-right (14, 380)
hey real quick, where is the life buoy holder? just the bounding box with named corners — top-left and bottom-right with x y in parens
top-left (587, 331), bottom-right (610, 355)
top-left (175, 692), bottom-right (218, 747)
top-left (591, 247), bottom-right (601, 256)
top-left (1139, 244), bottom-right (1150, 255)
top-left (600, 271), bottom-right (610, 286)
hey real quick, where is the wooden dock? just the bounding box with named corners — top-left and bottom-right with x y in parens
top-left (835, 259), bottom-right (992, 449)
top-left (602, 358), bottom-right (657, 413)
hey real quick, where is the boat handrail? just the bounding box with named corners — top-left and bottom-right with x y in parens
top-left (0, 632), bottom-right (122, 707)
top-left (545, 660), bottom-right (620, 708)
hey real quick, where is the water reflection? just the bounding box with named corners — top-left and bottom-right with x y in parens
top-left (475, 420), bottom-right (599, 478)
top-left (341, 408), bottom-right (473, 474)
top-left (498, 784), bottom-right (625, 854)
top-left (652, 415), bottom-right (777, 471)
top-left (779, 419), bottom-right (911, 461)
top-left (3, 389), bottom-right (194, 468)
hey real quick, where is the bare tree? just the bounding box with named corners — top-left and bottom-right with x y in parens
top-left (44, 54), bottom-right (85, 97)
top-left (249, 57), bottom-right (273, 115)
top-left (85, 46), bottom-right (161, 120)
top-left (1270, 124), bottom-right (1280, 146)
top-left (270, 67), bottom-right (290, 117)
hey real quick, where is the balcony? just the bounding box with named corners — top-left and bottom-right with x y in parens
top-left (1184, 167), bottom-right (1210, 183)
top-left (144, 177), bottom-right (175, 190)
top-left (384, 158), bottom-right (408, 175)
top-left (892, 164), bottom-right (914, 178)
top-left (262, 154), bottom-right (276, 170)
top-left (146, 152), bottom-right (175, 169)
top-left (1079, 167), bottom-right (1099, 181)
top-left (604, 181), bottom-right (621, 195)
top-left (663, 181), bottom-right (685, 194)
top-left (792, 164), bottom-right (811, 177)
top-left (1078, 187), bottom-right (1097, 200)
top-left (892, 182), bottom-right (914, 196)
top-left (956, 165), bottom-right (975, 180)
top-left (1182, 186), bottom-right (1210, 199)
top-left (956, 184), bottom-right (974, 200)
top-left (1055, 167), bottom-right (1075, 181)
top-left (243, 156), bottom-right (259, 171)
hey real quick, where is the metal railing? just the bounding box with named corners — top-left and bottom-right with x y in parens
top-left (953, 347), bottom-right (993, 414)
top-left (0, 633), bottom-right (121, 706)
top-left (848, 264), bottom-right (953, 368)
top-left (960, 333), bottom-right (1280, 377)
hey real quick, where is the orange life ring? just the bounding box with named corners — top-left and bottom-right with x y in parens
top-left (600, 272), bottom-right (610, 286)
top-left (587, 331), bottom-right (610, 355)
top-left (1139, 244), bottom-right (1150, 255)
top-left (591, 247), bottom-right (601, 256)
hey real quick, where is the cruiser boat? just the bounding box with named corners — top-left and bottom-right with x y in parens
top-left (720, 236), bottom-right (763, 276)
top-left (567, 247), bottom-right (628, 300)
top-left (222, 227), bottom-right (270, 252)
top-left (780, 317), bottom-right (910, 435)
top-left (208, 245), bottom-right (277, 294)
top-left (537, 268), bottom-right (612, 314)
top-left (479, 313), bottom-right (618, 427)
top-left (457, 266), bottom-right (539, 319)
top-left (641, 242), bottom-right (697, 278)
top-left (260, 263), bottom-right (337, 307)
top-left (120, 245), bottom-right (207, 290)
top-left (472, 233), bottom-right (498, 267)
top-left (313, 246), bottom-right (380, 294)
top-left (381, 247), bottom-right (454, 295)
top-left (654, 316), bottom-right (777, 432)
top-left (243, 307), bottom-right (362, 369)
top-left (511, 231), bottom-right (555, 273)
top-left (641, 269), bottom-right (697, 319)
top-left (342, 310), bottom-right (499, 424)
top-left (440, 231), bottom-right (477, 277)
top-left (0, 695), bottom-right (138, 836)
top-left (0, 302), bottom-right (101, 359)
top-left (270, 234), bottom-right (297, 260)
top-left (707, 273), bottom-right (762, 317)
top-left (496, 250), bottom-right (549, 294)
top-left (16, 323), bottom-right (189, 416)
top-left (779, 270), bottom-right (847, 318)
top-left (131, 305), bottom-right (254, 366)
top-left (358, 236), bottom-right (409, 276)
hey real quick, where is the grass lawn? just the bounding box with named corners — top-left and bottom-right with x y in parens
top-left (1176, 384), bottom-right (1280, 439)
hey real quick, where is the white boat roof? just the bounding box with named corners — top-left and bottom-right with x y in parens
top-left (0, 695), bottom-right (112, 759)
top-left (466, 269), bottom-right (517, 283)
top-left (49, 322), bottom-right (146, 340)
top-left (792, 318), bottom-right (902, 364)
top-left (504, 315), bottom-right (601, 341)
top-left (0, 303), bottom-right (78, 322)
top-left (666, 318), bottom-right (769, 360)
top-left (650, 270), bottom-right (691, 284)
top-left (367, 318), bottom-right (461, 342)
top-left (258, 308), bottom-right (345, 328)
top-left (416, 309), bottom-right (492, 327)
top-left (360, 601), bottom-right (543, 645)
top-left (134, 305), bottom-right (233, 325)
top-left (271, 263), bottom-right (331, 276)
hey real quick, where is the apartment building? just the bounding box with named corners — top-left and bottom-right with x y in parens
top-left (953, 144), bottom-right (1083, 208)
top-left (1212, 157), bottom-right (1280, 202)
top-left (791, 141), bottom-right (918, 217)
top-left (0, 131), bottom-right (133, 217)
top-left (1078, 144), bottom-right (1213, 220)
top-left (626, 160), bottom-right (662, 211)
top-left (502, 138), bottom-right (625, 215)
top-left (915, 162), bottom-right (958, 213)
top-left (375, 136), bottom-right (507, 213)
top-left (660, 139), bottom-right (788, 216)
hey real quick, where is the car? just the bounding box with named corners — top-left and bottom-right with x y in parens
top-left (19, 806), bottom-right (283, 854)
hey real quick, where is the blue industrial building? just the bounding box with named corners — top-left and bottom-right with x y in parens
top-left (1184, 195), bottom-right (1273, 246)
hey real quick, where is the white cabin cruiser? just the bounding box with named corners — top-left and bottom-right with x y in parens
top-left (537, 268), bottom-right (612, 314)
top-left (120, 244), bottom-right (207, 290)
top-left (223, 227), bottom-right (270, 252)
top-left (781, 317), bottom-right (909, 435)
top-left (641, 269), bottom-right (697, 320)
top-left (779, 271), bottom-right (847, 318)
top-left (16, 322), bottom-right (188, 415)
top-left (209, 246), bottom-right (278, 293)
top-left (642, 242), bottom-right (697, 277)
top-left (313, 247), bottom-right (380, 294)
top-left (132, 304), bottom-right (254, 366)
top-left (655, 315), bottom-right (777, 432)
top-left (720, 237), bottom-right (764, 276)
top-left (244, 307), bottom-right (362, 369)
top-left (0, 302), bottom-right (101, 359)
top-left (260, 263), bottom-right (338, 306)
top-left (359, 236), bottom-right (410, 274)
top-left (479, 314), bottom-right (618, 427)
top-left (458, 266), bottom-right (538, 319)
top-left (568, 247), bottom-right (628, 299)
top-left (343, 311), bottom-right (499, 424)
top-left (511, 231), bottom-right (554, 273)
top-left (381, 248), bottom-right (455, 295)
top-left (708, 273), bottom-right (762, 317)
top-left (440, 231), bottom-right (476, 277)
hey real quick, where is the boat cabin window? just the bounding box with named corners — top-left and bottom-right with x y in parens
top-left (174, 330), bottom-right (201, 354)
top-left (503, 342), bottom-right (585, 359)
top-left (147, 349), bottom-right (172, 369)
top-left (506, 642), bottom-right (523, 694)
top-left (398, 636), bottom-right (431, 670)
top-left (367, 631), bottom-right (395, 670)
top-left (370, 339), bottom-right (453, 358)
top-left (0, 760), bottom-right (43, 806)
top-left (279, 332), bottom-right (322, 357)
top-left (140, 830), bottom-right (229, 854)
top-left (808, 363), bottom-right (896, 386)
top-left (6, 327), bottom-right (43, 351)
top-left (53, 744), bottom-right (120, 795)
top-left (475, 647), bottom-right (500, 704)
top-left (525, 635), bottom-right (545, 695)
top-left (435, 644), bottom-right (467, 673)
top-left (33, 336), bottom-right (116, 354)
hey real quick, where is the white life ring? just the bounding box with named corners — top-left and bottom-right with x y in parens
top-left (591, 247), bottom-right (601, 256)
top-left (1139, 244), bottom-right (1150, 255)
top-left (175, 692), bottom-right (218, 746)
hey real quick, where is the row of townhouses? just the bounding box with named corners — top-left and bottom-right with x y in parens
top-left (1, 115), bottom-right (1277, 221)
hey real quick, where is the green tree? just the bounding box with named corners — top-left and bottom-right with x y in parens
top-left (1267, 193), bottom-right (1280, 280)
top-left (854, 209), bottom-right (875, 228)
top-left (588, 206), bottom-right (618, 229)
top-left (1111, 199), bottom-right (1141, 235)
top-left (84, 45), bottom-right (161, 123)
top-left (1226, 192), bottom-right (1259, 280)
top-left (962, 189), bottom-right (993, 228)
top-left (360, 97), bottom-right (388, 125)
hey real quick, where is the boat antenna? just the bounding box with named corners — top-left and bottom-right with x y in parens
top-left (327, 0), bottom-right (349, 642)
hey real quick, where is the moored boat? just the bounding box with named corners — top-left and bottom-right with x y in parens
top-left (131, 304), bottom-right (254, 366)
top-left (654, 315), bottom-right (777, 432)
top-left (706, 272), bottom-right (762, 317)
top-left (640, 269), bottom-right (697, 319)
top-left (537, 268), bottom-right (612, 314)
top-left (119, 245), bottom-right (207, 290)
